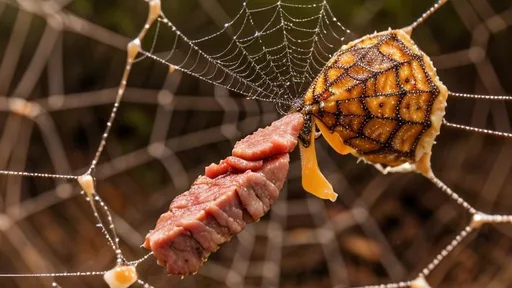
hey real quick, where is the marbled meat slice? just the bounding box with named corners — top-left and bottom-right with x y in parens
top-left (144, 113), bottom-right (304, 276)
top-left (145, 212), bottom-right (209, 275)
top-left (205, 156), bottom-right (263, 179)
top-left (144, 156), bottom-right (288, 275)
top-left (258, 154), bottom-right (290, 191)
top-left (144, 175), bottom-right (248, 275)
top-left (232, 113), bottom-right (304, 160)
top-left (204, 161), bottom-right (230, 180)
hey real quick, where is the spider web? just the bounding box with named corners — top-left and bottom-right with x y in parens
top-left (138, 0), bottom-right (354, 113)
top-left (0, 0), bottom-right (511, 287)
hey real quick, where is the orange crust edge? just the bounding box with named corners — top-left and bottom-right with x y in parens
top-left (393, 29), bottom-right (448, 176)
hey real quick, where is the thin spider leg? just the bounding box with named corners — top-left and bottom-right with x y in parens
top-left (403, 0), bottom-right (448, 33)
top-left (425, 173), bottom-right (477, 214)
top-left (443, 119), bottom-right (512, 139)
top-left (449, 91), bottom-right (512, 101)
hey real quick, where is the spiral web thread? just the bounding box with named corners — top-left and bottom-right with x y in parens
top-left (0, 0), bottom-right (511, 287)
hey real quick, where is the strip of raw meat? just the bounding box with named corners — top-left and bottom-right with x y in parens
top-left (144, 113), bottom-right (303, 275)
top-left (232, 113), bottom-right (303, 160)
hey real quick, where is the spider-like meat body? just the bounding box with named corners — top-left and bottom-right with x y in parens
top-left (297, 29), bottom-right (448, 200)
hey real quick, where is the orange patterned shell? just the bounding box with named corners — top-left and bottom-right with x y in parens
top-left (303, 29), bottom-right (448, 175)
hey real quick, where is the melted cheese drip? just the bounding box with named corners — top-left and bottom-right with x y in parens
top-left (299, 121), bottom-right (338, 202)
top-left (314, 117), bottom-right (355, 155)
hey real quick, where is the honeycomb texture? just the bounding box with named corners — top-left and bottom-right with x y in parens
top-left (303, 29), bottom-right (448, 171)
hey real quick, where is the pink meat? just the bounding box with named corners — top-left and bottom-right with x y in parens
top-left (205, 157), bottom-right (263, 179)
top-left (144, 113), bottom-right (304, 276)
top-left (226, 156), bottom-right (263, 172)
top-left (232, 113), bottom-right (304, 160)
top-left (204, 161), bottom-right (230, 179)
top-left (258, 154), bottom-right (290, 191)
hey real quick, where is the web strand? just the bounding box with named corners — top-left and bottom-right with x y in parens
top-left (449, 91), bottom-right (512, 100)
top-left (443, 119), bottom-right (512, 139)
top-left (144, 0), bottom-right (352, 109)
top-left (405, 0), bottom-right (448, 33)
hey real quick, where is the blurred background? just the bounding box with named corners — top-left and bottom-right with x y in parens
top-left (0, 0), bottom-right (511, 287)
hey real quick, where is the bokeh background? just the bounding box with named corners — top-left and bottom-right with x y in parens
top-left (0, 0), bottom-right (511, 287)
